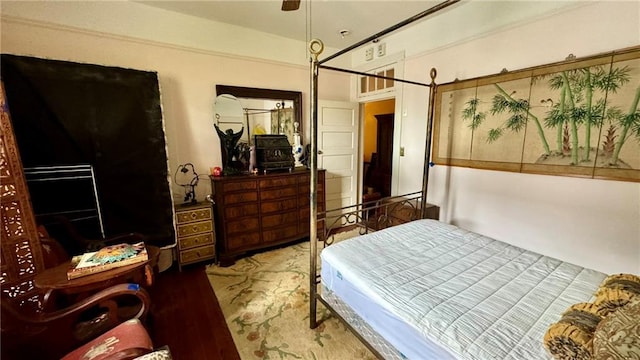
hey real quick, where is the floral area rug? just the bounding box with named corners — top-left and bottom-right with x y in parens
top-left (206, 229), bottom-right (376, 360)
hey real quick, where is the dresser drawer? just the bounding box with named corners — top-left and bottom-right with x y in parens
top-left (176, 207), bottom-right (212, 224)
top-left (262, 224), bottom-right (298, 242)
top-left (259, 176), bottom-right (297, 188)
top-left (224, 203), bottom-right (259, 218)
top-left (224, 191), bottom-right (258, 204)
top-left (223, 180), bottom-right (257, 192)
top-left (298, 175), bottom-right (310, 184)
top-left (260, 187), bottom-right (297, 200)
top-left (260, 198), bottom-right (297, 213)
top-left (227, 232), bottom-right (260, 250)
top-left (298, 184), bottom-right (323, 196)
top-left (226, 218), bottom-right (259, 234)
top-left (178, 232), bottom-right (214, 251)
top-left (180, 245), bottom-right (215, 264)
top-left (177, 220), bottom-right (213, 238)
top-left (261, 210), bottom-right (298, 228)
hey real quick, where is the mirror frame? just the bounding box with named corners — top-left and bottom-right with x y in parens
top-left (215, 85), bottom-right (303, 142)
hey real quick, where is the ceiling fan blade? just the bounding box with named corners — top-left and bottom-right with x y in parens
top-left (281, 0), bottom-right (300, 11)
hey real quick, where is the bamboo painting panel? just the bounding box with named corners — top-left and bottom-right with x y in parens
top-left (433, 46), bottom-right (640, 182)
top-left (522, 57), bottom-right (613, 177)
top-left (593, 50), bottom-right (640, 181)
top-left (470, 74), bottom-right (531, 167)
top-left (433, 81), bottom-right (476, 165)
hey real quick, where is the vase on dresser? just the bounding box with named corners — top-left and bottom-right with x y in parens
top-left (292, 133), bottom-right (303, 167)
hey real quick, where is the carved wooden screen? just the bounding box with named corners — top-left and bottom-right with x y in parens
top-left (433, 46), bottom-right (640, 182)
top-left (0, 81), bottom-right (45, 310)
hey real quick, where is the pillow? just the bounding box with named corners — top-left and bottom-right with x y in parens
top-left (599, 273), bottom-right (640, 295)
top-left (544, 322), bottom-right (594, 360)
top-left (544, 303), bottom-right (603, 360)
top-left (592, 298), bottom-right (640, 360)
top-left (594, 287), bottom-right (636, 317)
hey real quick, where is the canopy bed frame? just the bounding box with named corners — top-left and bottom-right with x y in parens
top-left (307, 1), bottom-right (613, 359)
top-left (308, 0), bottom-right (457, 330)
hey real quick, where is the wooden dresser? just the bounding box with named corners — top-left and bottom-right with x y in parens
top-left (174, 202), bottom-right (216, 270)
top-left (211, 169), bottom-right (325, 266)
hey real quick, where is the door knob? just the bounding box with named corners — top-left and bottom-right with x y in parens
top-left (318, 150), bottom-right (323, 154)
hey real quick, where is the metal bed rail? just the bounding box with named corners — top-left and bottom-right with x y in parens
top-left (319, 191), bottom-right (423, 243)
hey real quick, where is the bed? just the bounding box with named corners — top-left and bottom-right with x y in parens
top-left (319, 219), bottom-right (606, 359)
top-left (305, 2), bottom-right (611, 358)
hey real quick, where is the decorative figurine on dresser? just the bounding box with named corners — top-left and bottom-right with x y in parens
top-left (214, 124), bottom-right (245, 176)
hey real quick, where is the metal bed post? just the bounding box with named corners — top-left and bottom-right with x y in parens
top-left (421, 68), bottom-right (438, 219)
top-left (307, 0), bottom-right (460, 350)
top-left (308, 38), bottom-right (323, 329)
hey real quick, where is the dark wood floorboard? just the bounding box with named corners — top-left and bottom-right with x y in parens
top-left (147, 264), bottom-right (240, 360)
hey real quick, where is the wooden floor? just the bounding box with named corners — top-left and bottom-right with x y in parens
top-left (147, 264), bottom-right (240, 360)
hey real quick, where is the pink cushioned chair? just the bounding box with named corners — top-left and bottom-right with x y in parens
top-left (1, 283), bottom-right (152, 360)
top-left (62, 318), bottom-right (153, 360)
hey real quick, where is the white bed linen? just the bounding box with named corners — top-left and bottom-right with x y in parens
top-left (321, 219), bottom-right (606, 360)
top-left (322, 264), bottom-right (456, 359)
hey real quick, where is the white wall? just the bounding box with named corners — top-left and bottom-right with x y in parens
top-left (397, 1), bottom-right (640, 274)
top-left (0, 4), bottom-right (351, 207)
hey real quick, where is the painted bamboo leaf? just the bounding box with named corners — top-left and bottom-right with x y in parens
top-left (487, 128), bottom-right (503, 143)
top-left (462, 98), bottom-right (485, 129)
top-left (490, 83), bottom-right (551, 153)
top-left (611, 84), bottom-right (640, 164)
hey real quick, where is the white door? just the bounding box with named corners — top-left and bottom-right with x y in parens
top-left (318, 100), bottom-right (360, 228)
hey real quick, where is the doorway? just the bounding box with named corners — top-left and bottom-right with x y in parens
top-left (362, 98), bottom-right (395, 198)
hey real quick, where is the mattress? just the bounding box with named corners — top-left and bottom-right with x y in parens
top-left (320, 219), bottom-right (606, 360)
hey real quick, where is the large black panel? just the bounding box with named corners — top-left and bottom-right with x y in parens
top-left (1, 54), bottom-right (174, 249)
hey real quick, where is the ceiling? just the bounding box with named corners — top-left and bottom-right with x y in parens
top-left (135, 0), bottom-right (455, 49)
top-left (134, 0), bottom-right (588, 61)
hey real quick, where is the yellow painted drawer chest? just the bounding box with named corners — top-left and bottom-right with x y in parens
top-left (174, 201), bottom-right (216, 270)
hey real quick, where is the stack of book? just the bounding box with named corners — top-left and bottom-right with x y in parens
top-left (67, 242), bottom-right (148, 280)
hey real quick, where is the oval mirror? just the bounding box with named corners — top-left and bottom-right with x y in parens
top-left (214, 94), bottom-right (244, 134)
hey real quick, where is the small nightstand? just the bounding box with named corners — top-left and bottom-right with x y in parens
top-left (174, 202), bottom-right (216, 271)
